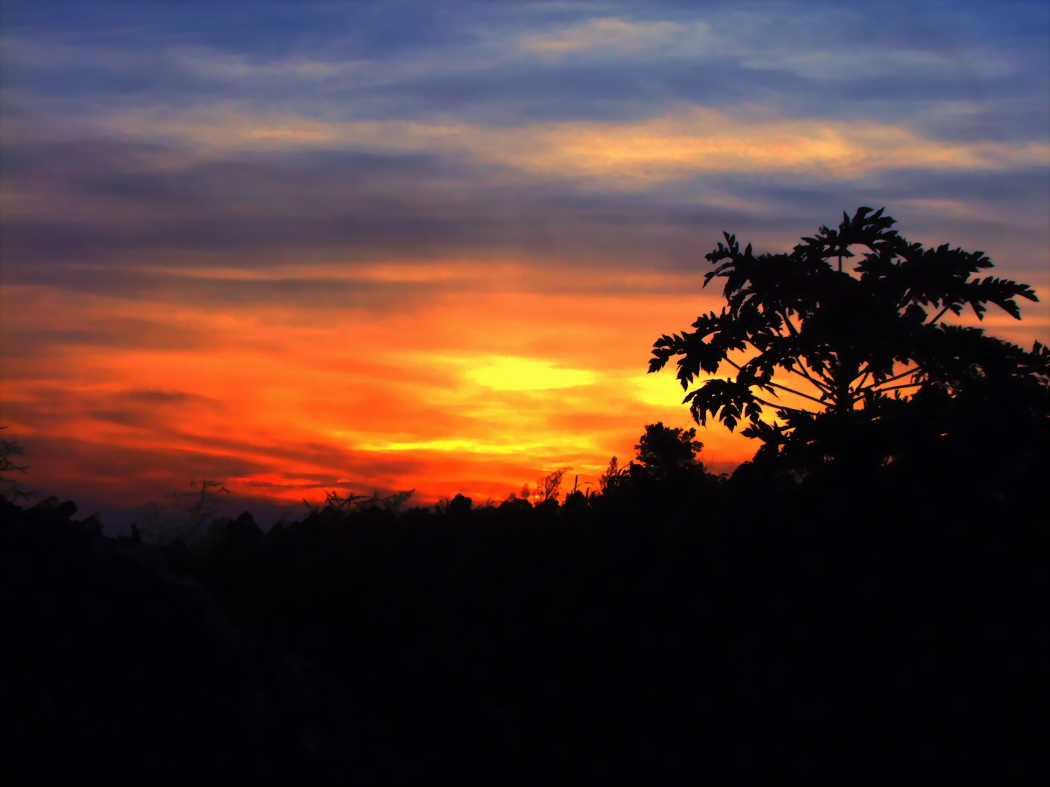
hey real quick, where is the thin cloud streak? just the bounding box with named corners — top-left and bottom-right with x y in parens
top-left (72, 103), bottom-right (1046, 182)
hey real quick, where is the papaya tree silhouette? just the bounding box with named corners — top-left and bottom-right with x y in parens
top-left (649, 207), bottom-right (1049, 470)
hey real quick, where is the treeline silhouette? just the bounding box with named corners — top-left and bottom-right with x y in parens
top-left (2, 209), bottom-right (1048, 784)
top-left (3, 424), bottom-right (1046, 784)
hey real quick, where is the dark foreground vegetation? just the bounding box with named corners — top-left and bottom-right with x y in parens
top-left (2, 209), bottom-right (1048, 783)
top-left (3, 450), bottom-right (1048, 784)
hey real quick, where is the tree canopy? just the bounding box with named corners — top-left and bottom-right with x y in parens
top-left (633, 422), bottom-right (705, 481)
top-left (649, 207), bottom-right (1049, 470)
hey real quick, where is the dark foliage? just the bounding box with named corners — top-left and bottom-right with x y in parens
top-left (633, 421), bottom-right (705, 480)
top-left (3, 435), bottom-right (1046, 784)
top-left (649, 207), bottom-right (1048, 474)
top-left (0, 496), bottom-right (357, 785)
top-left (1, 428), bottom-right (36, 503)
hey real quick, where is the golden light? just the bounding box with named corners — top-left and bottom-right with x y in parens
top-left (466, 356), bottom-right (597, 391)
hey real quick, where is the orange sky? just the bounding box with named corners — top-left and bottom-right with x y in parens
top-left (1, 2), bottom-right (1048, 526)
top-left (0, 262), bottom-right (761, 511)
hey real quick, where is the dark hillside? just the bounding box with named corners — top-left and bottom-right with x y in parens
top-left (0, 496), bottom-right (357, 785)
top-left (3, 459), bottom-right (1046, 784)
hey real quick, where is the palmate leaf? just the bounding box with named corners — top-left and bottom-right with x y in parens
top-left (742, 330), bottom-right (834, 381)
top-left (683, 378), bottom-right (762, 431)
top-left (650, 330), bottom-right (726, 383)
top-left (910, 324), bottom-right (1049, 389)
top-left (884, 244), bottom-right (1035, 319)
top-left (650, 310), bottom-right (753, 386)
top-left (740, 418), bottom-right (788, 444)
top-left (959, 276), bottom-right (1039, 320)
top-left (1020, 341), bottom-right (1050, 380)
top-left (791, 206), bottom-right (900, 266)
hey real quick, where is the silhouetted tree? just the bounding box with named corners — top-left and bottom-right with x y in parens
top-left (136, 478), bottom-right (231, 546)
top-left (599, 456), bottom-right (628, 492)
top-left (596, 424), bottom-right (715, 504)
top-left (633, 422), bottom-right (704, 481)
top-left (446, 493), bottom-right (473, 517)
top-left (649, 207), bottom-right (1048, 470)
top-left (0, 428), bottom-right (36, 503)
top-left (536, 466), bottom-right (572, 501)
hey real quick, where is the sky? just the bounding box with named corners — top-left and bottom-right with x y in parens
top-left (1, 0), bottom-right (1048, 526)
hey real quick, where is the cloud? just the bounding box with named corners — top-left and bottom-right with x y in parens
top-left (742, 48), bottom-right (1014, 81)
top-left (1, 317), bottom-right (213, 358)
top-left (83, 103), bottom-right (1046, 187)
top-left (520, 17), bottom-right (720, 57)
top-left (176, 50), bottom-right (370, 84)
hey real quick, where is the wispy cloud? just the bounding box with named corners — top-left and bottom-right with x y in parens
top-left (520, 16), bottom-right (721, 57)
top-left (87, 103), bottom-right (1048, 184)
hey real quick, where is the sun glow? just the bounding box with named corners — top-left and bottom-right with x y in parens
top-left (467, 356), bottom-right (596, 391)
top-left (0, 276), bottom-right (760, 509)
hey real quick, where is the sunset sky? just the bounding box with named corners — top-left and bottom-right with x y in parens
top-left (2, 1), bottom-right (1048, 527)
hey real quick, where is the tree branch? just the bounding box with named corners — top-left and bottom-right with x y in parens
top-left (759, 379), bottom-right (832, 406)
top-left (751, 396), bottom-right (816, 415)
top-left (789, 363), bottom-right (833, 395)
top-left (926, 305), bottom-right (952, 325)
top-left (860, 366), bottom-right (922, 391)
top-left (869, 382), bottom-right (923, 394)
top-left (851, 364), bottom-right (872, 382)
